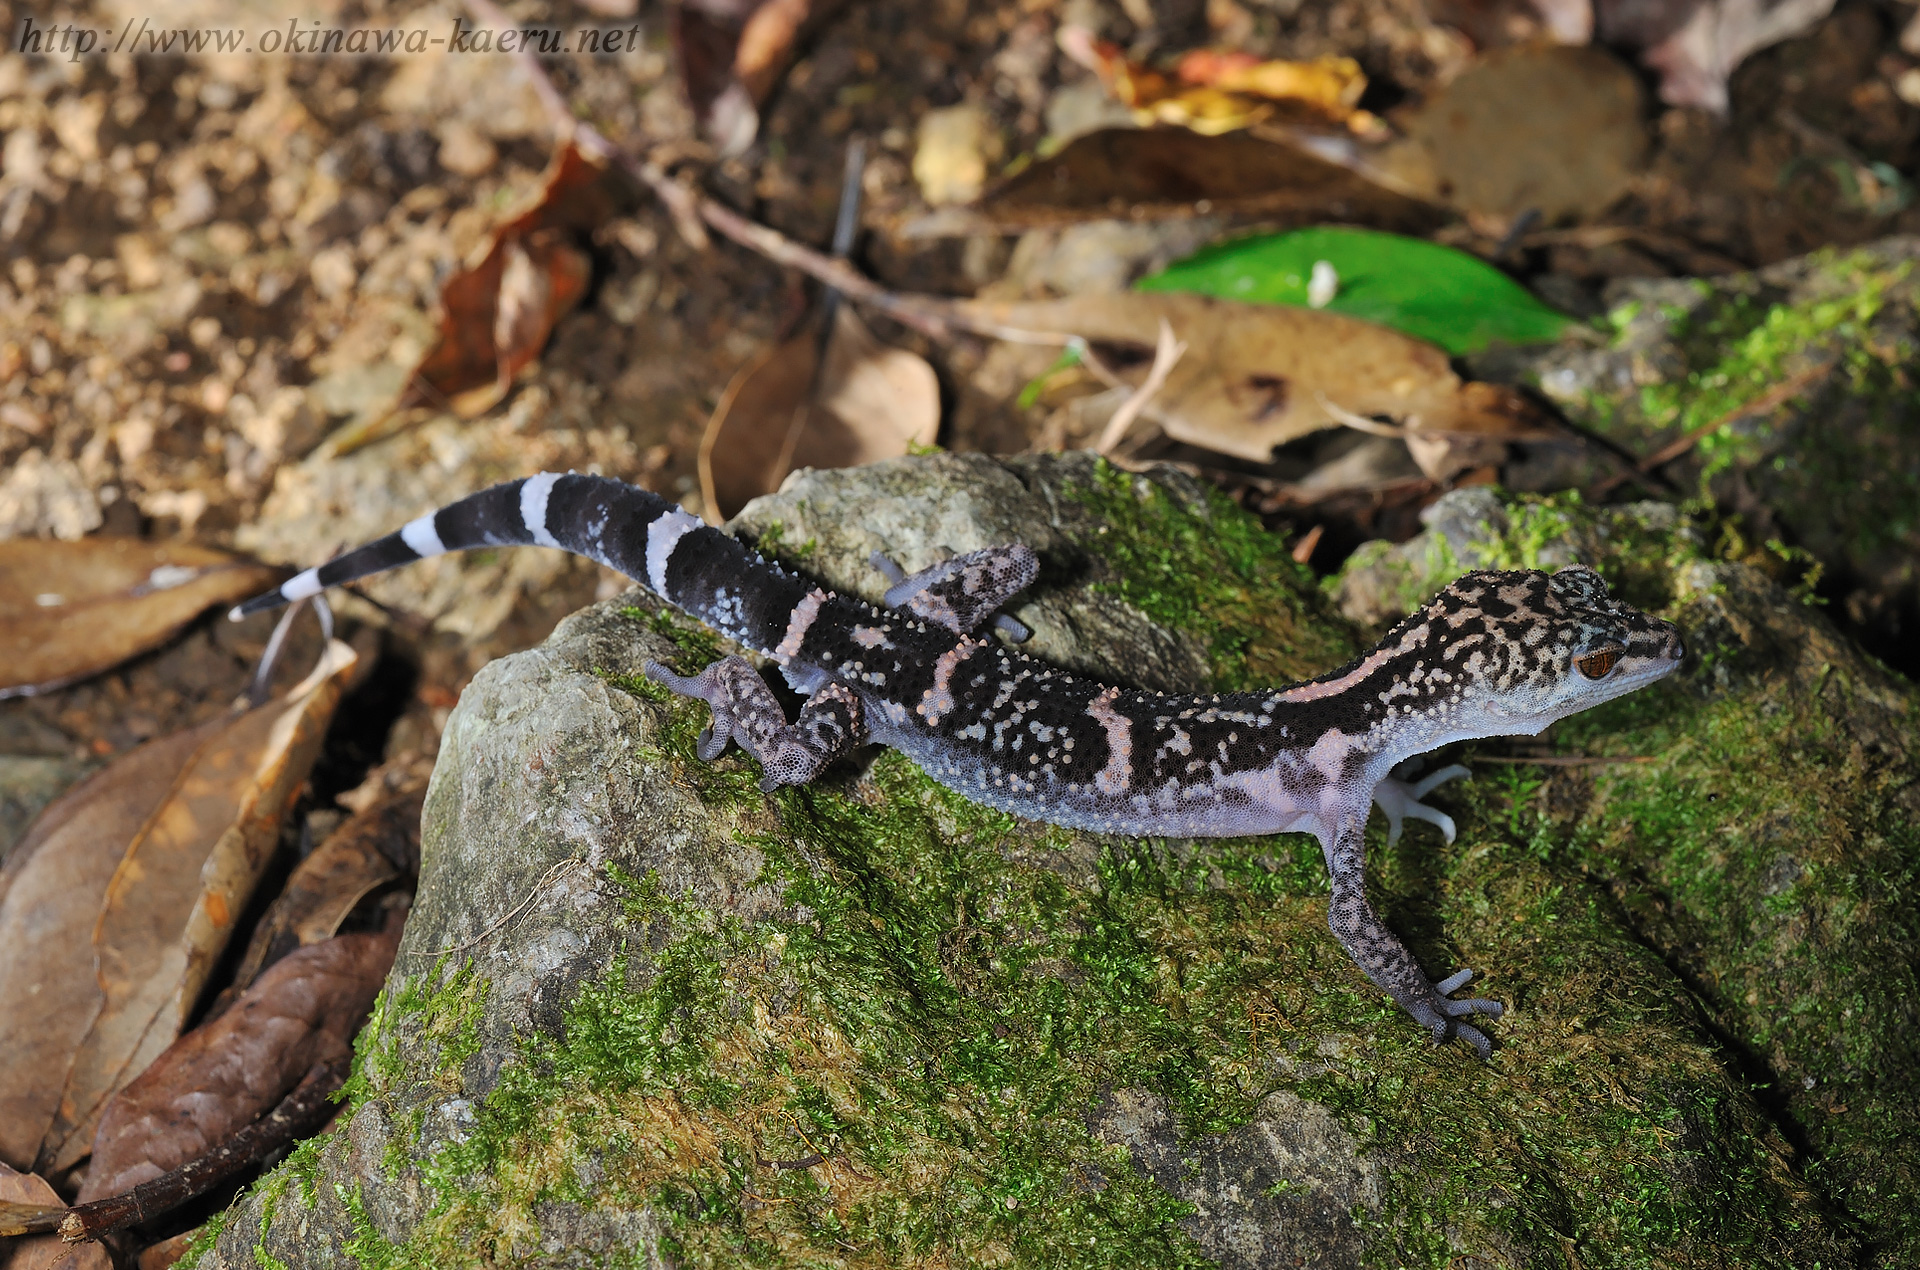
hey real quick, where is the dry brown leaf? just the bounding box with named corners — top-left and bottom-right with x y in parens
top-left (1060, 28), bottom-right (1377, 136)
top-left (0, 539), bottom-right (283, 699)
top-left (951, 290), bottom-right (1545, 465)
top-left (0, 713), bottom-right (234, 1172)
top-left (675, 0), bottom-right (850, 154)
top-left (78, 921), bottom-right (402, 1203)
top-left (207, 787), bottom-right (421, 1019)
top-left (35, 640), bottom-right (358, 1175)
top-left (0, 1163), bottom-right (106, 1270)
top-left (973, 128), bottom-right (1442, 233)
top-left (328, 143), bottom-right (616, 454)
top-left (1377, 44), bottom-right (1647, 222)
top-left (135, 1230), bottom-right (199, 1270)
top-left (701, 305), bottom-right (940, 521)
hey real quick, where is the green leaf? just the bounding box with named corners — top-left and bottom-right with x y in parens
top-left (1135, 226), bottom-right (1572, 355)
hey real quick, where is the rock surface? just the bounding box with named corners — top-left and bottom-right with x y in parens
top-left (1486, 236), bottom-right (1920, 673)
top-left (198, 453), bottom-right (1913, 1269)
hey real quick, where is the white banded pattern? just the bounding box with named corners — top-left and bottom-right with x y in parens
top-left (645, 508), bottom-right (702, 595)
top-left (400, 513), bottom-right (446, 557)
top-left (519, 473), bottom-right (561, 549)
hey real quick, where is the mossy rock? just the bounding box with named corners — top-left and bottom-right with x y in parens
top-left (1487, 235), bottom-right (1920, 668)
top-left (195, 455), bottom-right (1913, 1270)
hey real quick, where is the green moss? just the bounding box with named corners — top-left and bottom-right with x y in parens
top-left (1558, 663), bottom-right (1920, 1259)
top-left (332, 718), bottom-right (1843, 1267)
top-left (171, 1205), bottom-right (234, 1270)
top-left (346, 958), bottom-right (487, 1111)
top-left (1065, 459), bottom-right (1356, 690)
top-left (1637, 261), bottom-right (1904, 481)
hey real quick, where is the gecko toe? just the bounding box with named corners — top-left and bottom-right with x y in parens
top-left (1429, 968), bottom-right (1504, 1053)
top-left (1444, 997), bottom-right (1505, 1019)
top-left (1450, 1021), bottom-right (1494, 1060)
top-left (1434, 968), bottom-right (1475, 994)
top-left (869, 550), bottom-right (906, 586)
top-left (1372, 774), bottom-right (1463, 845)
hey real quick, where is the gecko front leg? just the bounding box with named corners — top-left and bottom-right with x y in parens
top-left (1318, 810), bottom-right (1505, 1057)
top-left (645, 656), bottom-right (865, 791)
top-left (1372, 761), bottom-right (1472, 846)
top-left (871, 544), bottom-right (1038, 641)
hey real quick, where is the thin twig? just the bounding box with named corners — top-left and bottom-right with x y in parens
top-left (59, 1061), bottom-right (349, 1244)
top-left (1474, 755), bottom-right (1654, 766)
top-left (1635, 361), bottom-right (1831, 472)
top-left (404, 857), bottom-right (588, 959)
top-left (1096, 319), bottom-right (1186, 454)
top-left (466, 1), bottom-right (1089, 347)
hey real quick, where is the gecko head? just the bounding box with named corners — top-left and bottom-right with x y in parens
top-left (1405, 565), bottom-right (1683, 734)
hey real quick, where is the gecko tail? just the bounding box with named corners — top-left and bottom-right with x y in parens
top-left (229, 474), bottom-right (662, 619)
top-left (226, 473), bottom-right (808, 660)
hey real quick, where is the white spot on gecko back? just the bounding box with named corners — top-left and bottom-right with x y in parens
top-left (1086, 687), bottom-right (1133, 795)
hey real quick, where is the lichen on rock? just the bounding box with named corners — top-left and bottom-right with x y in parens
top-left (200, 454), bottom-right (1910, 1269)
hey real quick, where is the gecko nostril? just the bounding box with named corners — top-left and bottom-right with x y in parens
top-left (1667, 630), bottom-right (1685, 661)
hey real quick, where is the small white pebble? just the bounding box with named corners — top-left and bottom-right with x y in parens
top-left (1307, 260), bottom-right (1338, 309)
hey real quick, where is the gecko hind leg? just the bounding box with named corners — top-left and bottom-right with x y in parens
top-left (645, 656), bottom-right (866, 791)
top-left (870, 545), bottom-right (1038, 641)
top-left (1322, 814), bottom-right (1505, 1057)
top-left (1371, 761), bottom-right (1472, 846)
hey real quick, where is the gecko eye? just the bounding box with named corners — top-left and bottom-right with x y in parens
top-left (1575, 648), bottom-right (1622, 679)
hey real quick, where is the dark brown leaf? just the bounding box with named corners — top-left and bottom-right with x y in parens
top-left (77, 921), bottom-right (402, 1202)
top-left (208, 786), bottom-right (422, 1018)
top-left (701, 305), bottom-right (940, 521)
top-left (0, 539), bottom-right (283, 699)
top-left (972, 128), bottom-right (1444, 233)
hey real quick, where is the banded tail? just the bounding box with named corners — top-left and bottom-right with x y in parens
top-left (229, 474), bottom-right (815, 658)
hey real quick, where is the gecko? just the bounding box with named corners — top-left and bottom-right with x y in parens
top-left (233, 472), bottom-right (1684, 1056)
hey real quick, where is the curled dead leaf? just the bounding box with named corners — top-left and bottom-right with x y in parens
top-left (7, 640), bottom-right (360, 1175)
top-left (78, 920), bottom-right (403, 1203)
top-left (676, 0), bottom-right (850, 154)
top-left (0, 713), bottom-right (235, 1173)
top-left (1060, 28), bottom-right (1377, 135)
top-left (701, 305), bottom-right (940, 522)
top-left (328, 143), bottom-right (619, 454)
top-left (952, 290), bottom-right (1547, 465)
top-left (0, 539), bottom-right (283, 699)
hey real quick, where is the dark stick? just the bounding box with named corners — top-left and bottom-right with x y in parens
top-left (1474, 754), bottom-right (1653, 766)
top-left (58, 1060), bottom-right (350, 1244)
